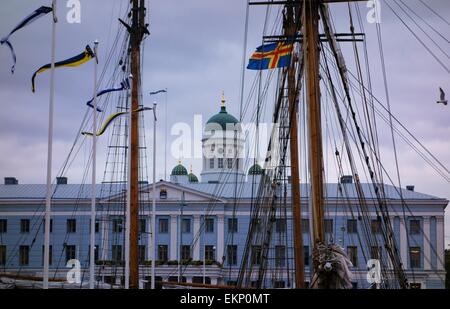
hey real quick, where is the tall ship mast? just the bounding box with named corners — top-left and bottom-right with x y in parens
top-left (0, 0), bottom-right (448, 290)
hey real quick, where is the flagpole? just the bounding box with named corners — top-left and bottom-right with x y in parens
top-left (89, 40), bottom-right (99, 289)
top-left (125, 74), bottom-right (133, 289)
top-left (164, 89), bottom-right (167, 181)
top-left (43, 0), bottom-right (57, 290)
top-left (151, 102), bottom-right (157, 289)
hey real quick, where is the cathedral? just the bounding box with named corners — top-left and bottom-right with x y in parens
top-left (0, 96), bottom-right (447, 288)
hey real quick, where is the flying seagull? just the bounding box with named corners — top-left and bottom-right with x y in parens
top-left (437, 87), bottom-right (448, 105)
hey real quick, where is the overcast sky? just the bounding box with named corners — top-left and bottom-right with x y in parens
top-left (0, 0), bottom-right (449, 244)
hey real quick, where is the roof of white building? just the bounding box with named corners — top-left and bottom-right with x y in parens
top-left (0, 181), bottom-right (445, 201)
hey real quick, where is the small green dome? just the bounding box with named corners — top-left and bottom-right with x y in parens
top-left (248, 164), bottom-right (263, 175)
top-left (188, 173), bottom-right (199, 183)
top-left (171, 163), bottom-right (188, 176)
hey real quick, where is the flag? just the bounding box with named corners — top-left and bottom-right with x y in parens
top-left (31, 45), bottom-right (95, 92)
top-left (149, 89), bottom-right (167, 95)
top-left (86, 77), bottom-right (131, 112)
top-left (247, 42), bottom-right (293, 70)
top-left (1, 6), bottom-right (53, 74)
top-left (82, 107), bottom-right (151, 137)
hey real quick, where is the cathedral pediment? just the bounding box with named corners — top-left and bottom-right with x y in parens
top-left (101, 180), bottom-right (226, 203)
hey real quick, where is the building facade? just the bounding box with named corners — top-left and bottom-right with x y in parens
top-left (0, 100), bottom-right (447, 288)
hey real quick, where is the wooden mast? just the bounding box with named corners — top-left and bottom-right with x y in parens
top-left (285, 0), bottom-right (304, 289)
top-left (303, 0), bottom-right (324, 246)
top-left (129, 0), bottom-right (145, 289)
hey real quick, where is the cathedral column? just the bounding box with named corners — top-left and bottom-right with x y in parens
top-left (217, 214), bottom-right (225, 263)
top-left (100, 216), bottom-right (109, 260)
top-left (399, 217), bottom-right (408, 269)
top-left (436, 216), bottom-right (444, 270)
top-left (423, 216), bottom-right (431, 270)
top-left (170, 215), bottom-right (178, 260)
top-left (147, 216), bottom-right (153, 262)
top-left (193, 215), bottom-right (201, 260)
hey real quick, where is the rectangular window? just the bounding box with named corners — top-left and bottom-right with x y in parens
top-left (324, 219), bottom-right (333, 233)
top-left (43, 219), bottom-right (53, 233)
top-left (89, 219), bottom-right (98, 233)
top-left (139, 219), bottom-right (146, 233)
top-left (181, 245), bottom-right (191, 260)
top-left (65, 245), bottom-right (76, 263)
top-left (19, 246), bottom-right (29, 265)
top-left (159, 218), bottom-right (169, 233)
top-left (274, 281), bottom-right (285, 288)
top-left (139, 245), bottom-right (146, 263)
top-left (0, 219), bottom-right (7, 233)
top-left (0, 245), bottom-right (6, 265)
top-left (302, 219), bottom-right (309, 233)
top-left (410, 219), bottom-right (421, 235)
top-left (88, 245), bottom-right (99, 263)
top-left (67, 219), bottom-right (76, 233)
top-left (181, 218), bottom-right (191, 233)
top-left (205, 218), bottom-right (214, 233)
top-left (42, 245), bottom-right (53, 265)
top-left (218, 158), bottom-right (224, 169)
top-left (276, 218), bottom-right (287, 233)
top-left (371, 219), bottom-right (382, 234)
top-left (227, 158), bottom-right (233, 169)
top-left (205, 245), bottom-right (215, 261)
top-left (347, 219), bottom-right (357, 234)
top-left (112, 245), bottom-right (123, 262)
top-left (228, 218), bottom-right (238, 233)
top-left (227, 245), bottom-right (237, 266)
top-left (410, 247), bottom-right (421, 268)
top-left (209, 158), bottom-right (214, 169)
top-left (20, 219), bottom-right (30, 233)
top-left (158, 245), bottom-right (168, 261)
top-left (113, 218), bottom-right (123, 233)
top-left (347, 246), bottom-right (358, 267)
top-left (251, 218), bottom-right (261, 232)
top-left (370, 246), bottom-right (381, 260)
top-left (304, 246), bottom-right (310, 266)
top-left (159, 189), bottom-right (167, 199)
top-left (275, 245), bottom-right (285, 267)
top-left (252, 246), bottom-right (261, 265)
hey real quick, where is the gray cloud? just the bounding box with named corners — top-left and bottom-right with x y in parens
top-left (0, 0), bottom-right (449, 244)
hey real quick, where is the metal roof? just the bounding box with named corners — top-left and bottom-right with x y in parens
top-left (0, 181), bottom-right (443, 201)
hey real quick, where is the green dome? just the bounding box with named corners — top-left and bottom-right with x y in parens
top-left (206, 105), bottom-right (240, 131)
top-left (171, 163), bottom-right (188, 176)
top-left (248, 164), bottom-right (263, 175)
top-left (188, 173), bottom-right (199, 183)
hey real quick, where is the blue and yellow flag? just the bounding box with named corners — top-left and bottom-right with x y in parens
top-left (31, 45), bottom-right (95, 92)
top-left (1, 6), bottom-right (53, 74)
top-left (86, 77), bottom-right (131, 112)
top-left (82, 107), bottom-right (151, 137)
top-left (247, 42), bottom-right (293, 70)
